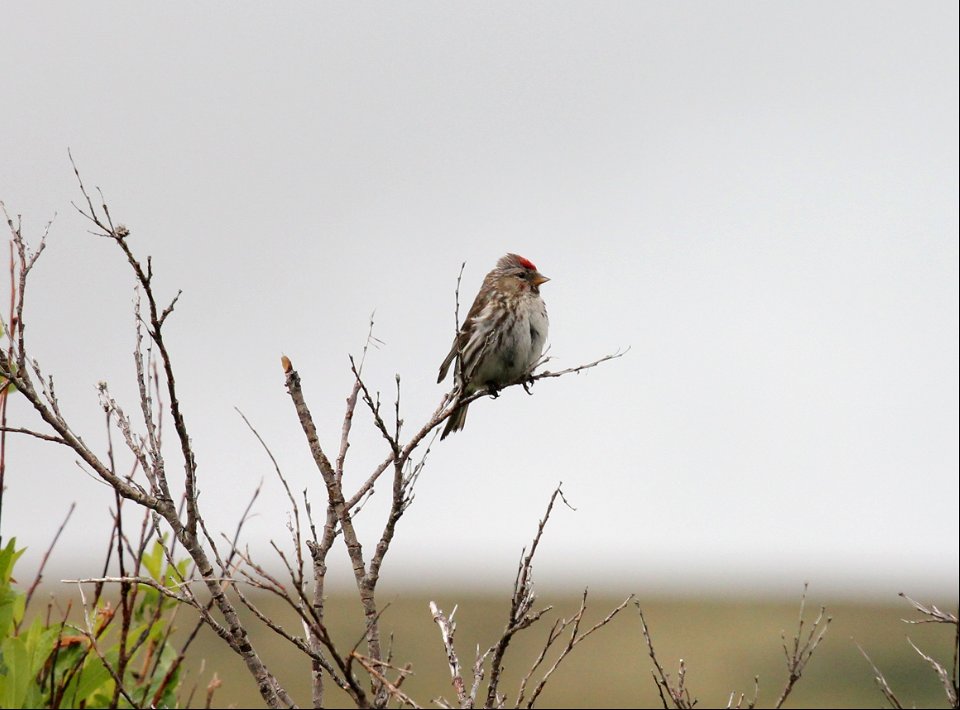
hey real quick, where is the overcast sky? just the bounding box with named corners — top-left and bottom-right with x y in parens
top-left (2, 2), bottom-right (957, 599)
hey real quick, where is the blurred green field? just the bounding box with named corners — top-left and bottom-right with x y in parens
top-left (139, 588), bottom-right (955, 708)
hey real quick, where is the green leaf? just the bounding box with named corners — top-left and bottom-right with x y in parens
top-left (0, 616), bottom-right (59, 708)
top-left (0, 587), bottom-right (24, 641)
top-left (0, 539), bottom-right (26, 585)
top-left (140, 541), bottom-right (164, 581)
top-left (0, 541), bottom-right (27, 640)
top-left (64, 651), bottom-right (115, 706)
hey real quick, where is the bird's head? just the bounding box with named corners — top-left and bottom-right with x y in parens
top-left (494, 253), bottom-right (550, 293)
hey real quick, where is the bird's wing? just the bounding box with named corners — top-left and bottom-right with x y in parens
top-left (436, 281), bottom-right (491, 384)
top-left (437, 337), bottom-right (459, 383)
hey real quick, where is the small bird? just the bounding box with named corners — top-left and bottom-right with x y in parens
top-left (437, 253), bottom-right (550, 438)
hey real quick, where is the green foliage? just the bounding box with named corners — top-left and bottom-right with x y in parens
top-left (0, 537), bottom-right (190, 709)
top-left (0, 540), bottom-right (27, 638)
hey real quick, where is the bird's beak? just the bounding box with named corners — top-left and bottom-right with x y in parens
top-left (532, 273), bottom-right (550, 287)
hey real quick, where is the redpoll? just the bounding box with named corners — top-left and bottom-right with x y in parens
top-left (437, 254), bottom-right (550, 438)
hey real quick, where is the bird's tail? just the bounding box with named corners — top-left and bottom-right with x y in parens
top-left (441, 402), bottom-right (470, 439)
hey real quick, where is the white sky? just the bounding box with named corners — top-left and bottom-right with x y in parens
top-left (2, 2), bottom-right (957, 599)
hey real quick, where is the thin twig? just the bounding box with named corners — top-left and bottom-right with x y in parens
top-left (0, 425), bottom-right (67, 444)
top-left (352, 652), bottom-right (422, 709)
top-left (22, 502), bottom-right (76, 625)
top-left (430, 602), bottom-right (468, 707)
top-left (523, 592), bottom-right (633, 708)
top-left (856, 643), bottom-right (904, 709)
top-left (484, 485), bottom-right (567, 707)
top-left (637, 604), bottom-right (697, 709)
top-left (773, 584), bottom-right (830, 709)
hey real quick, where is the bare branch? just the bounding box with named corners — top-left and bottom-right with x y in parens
top-left (726, 676), bottom-right (759, 710)
top-left (64, 575), bottom-right (201, 605)
top-left (637, 604), bottom-right (697, 709)
top-left (522, 592), bottom-right (633, 708)
top-left (283, 354), bottom-right (385, 695)
top-left (353, 653), bottom-right (422, 709)
top-left (337, 378), bottom-right (362, 481)
top-left (528, 348), bottom-right (629, 384)
top-left (4, 161), bottom-right (297, 708)
top-left (236, 407), bottom-right (304, 582)
top-left (484, 485), bottom-right (567, 707)
top-left (0, 425), bottom-right (67, 444)
top-left (773, 584), bottom-right (830, 709)
top-left (896, 592), bottom-right (959, 707)
top-left (22, 502), bottom-right (76, 619)
top-left (71, 582), bottom-right (149, 708)
top-left (856, 643), bottom-right (904, 709)
top-left (900, 592), bottom-right (959, 625)
top-left (907, 638), bottom-right (957, 707)
top-left (430, 602), bottom-right (468, 707)
top-left (7, 168), bottom-right (631, 710)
